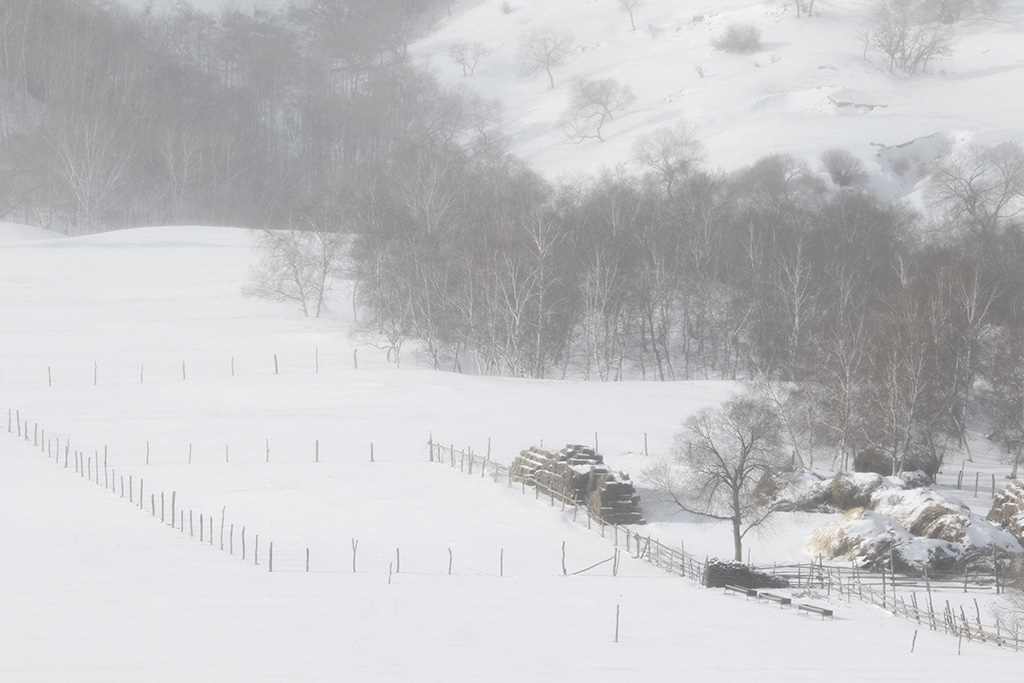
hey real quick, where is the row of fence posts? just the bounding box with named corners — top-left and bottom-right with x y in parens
top-left (953, 459), bottom-right (999, 499)
top-left (9, 409), bottom-right (377, 466)
top-left (31, 349), bottom-right (367, 388)
top-left (7, 411), bottom-right (555, 579)
top-left (5, 409), bottom-right (295, 574)
top-left (819, 563), bottom-right (1020, 651)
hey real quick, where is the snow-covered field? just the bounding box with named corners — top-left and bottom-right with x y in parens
top-left (2, 223), bottom-right (1022, 680)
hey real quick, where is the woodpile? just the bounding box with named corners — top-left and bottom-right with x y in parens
top-left (510, 444), bottom-right (645, 525)
top-left (702, 559), bottom-right (789, 589)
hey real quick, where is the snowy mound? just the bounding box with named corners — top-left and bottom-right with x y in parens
top-left (807, 485), bottom-right (1021, 572)
top-left (0, 222), bottom-right (64, 243)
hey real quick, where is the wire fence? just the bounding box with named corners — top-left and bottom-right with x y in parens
top-left (6, 407), bottom-right (1021, 651)
top-left (4, 409), bottom-right (633, 579)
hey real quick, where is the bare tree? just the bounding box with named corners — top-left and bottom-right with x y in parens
top-left (644, 392), bottom-right (785, 561)
top-left (519, 30), bottom-right (574, 89)
top-left (632, 120), bottom-right (703, 194)
top-left (448, 40), bottom-right (491, 77)
top-left (926, 142), bottom-right (1024, 238)
top-left (560, 77), bottom-right (635, 143)
top-left (616, 0), bottom-right (644, 31)
top-left (865, 0), bottom-right (956, 74)
top-left (245, 218), bottom-right (346, 318)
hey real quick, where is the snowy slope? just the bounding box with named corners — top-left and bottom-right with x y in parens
top-left (5, 435), bottom-right (1020, 682)
top-left (2, 224), bottom-right (1022, 679)
top-left (411, 0), bottom-right (1024, 203)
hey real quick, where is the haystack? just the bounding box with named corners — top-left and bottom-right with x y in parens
top-left (509, 444), bottom-right (645, 525)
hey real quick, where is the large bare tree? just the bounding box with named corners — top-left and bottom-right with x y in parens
top-left (645, 392), bottom-right (785, 561)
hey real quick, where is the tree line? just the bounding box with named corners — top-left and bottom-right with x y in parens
top-left (349, 131), bottom-right (1024, 478)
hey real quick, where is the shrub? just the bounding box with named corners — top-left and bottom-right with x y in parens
top-left (853, 448), bottom-right (893, 476)
top-left (821, 148), bottom-right (869, 187)
top-left (711, 22), bottom-right (762, 53)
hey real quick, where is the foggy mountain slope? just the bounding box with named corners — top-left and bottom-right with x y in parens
top-left (410, 0), bottom-right (1024, 203)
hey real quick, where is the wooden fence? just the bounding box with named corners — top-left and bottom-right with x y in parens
top-left (429, 439), bottom-right (708, 581)
top-left (430, 439), bottom-right (1022, 652)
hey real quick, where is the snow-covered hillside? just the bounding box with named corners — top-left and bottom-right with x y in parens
top-left (2, 224), bottom-right (1023, 679)
top-left (411, 0), bottom-right (1024, 203)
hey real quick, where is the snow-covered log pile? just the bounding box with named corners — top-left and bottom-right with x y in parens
top-left (807, 484), bottom-right (1021, 573)
top-left (510, 444), bottom-right (645, 525)
top-left (702, 559), bottom-right (789, 589)
top-left (988, 479), bottom-right (1024, 545)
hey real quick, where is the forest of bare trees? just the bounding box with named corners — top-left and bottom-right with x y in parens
top-left (0, 0), bottom-right (457, 231)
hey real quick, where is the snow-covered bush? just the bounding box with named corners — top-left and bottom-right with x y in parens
top-left (711, 23), bottom-right (762, 53)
